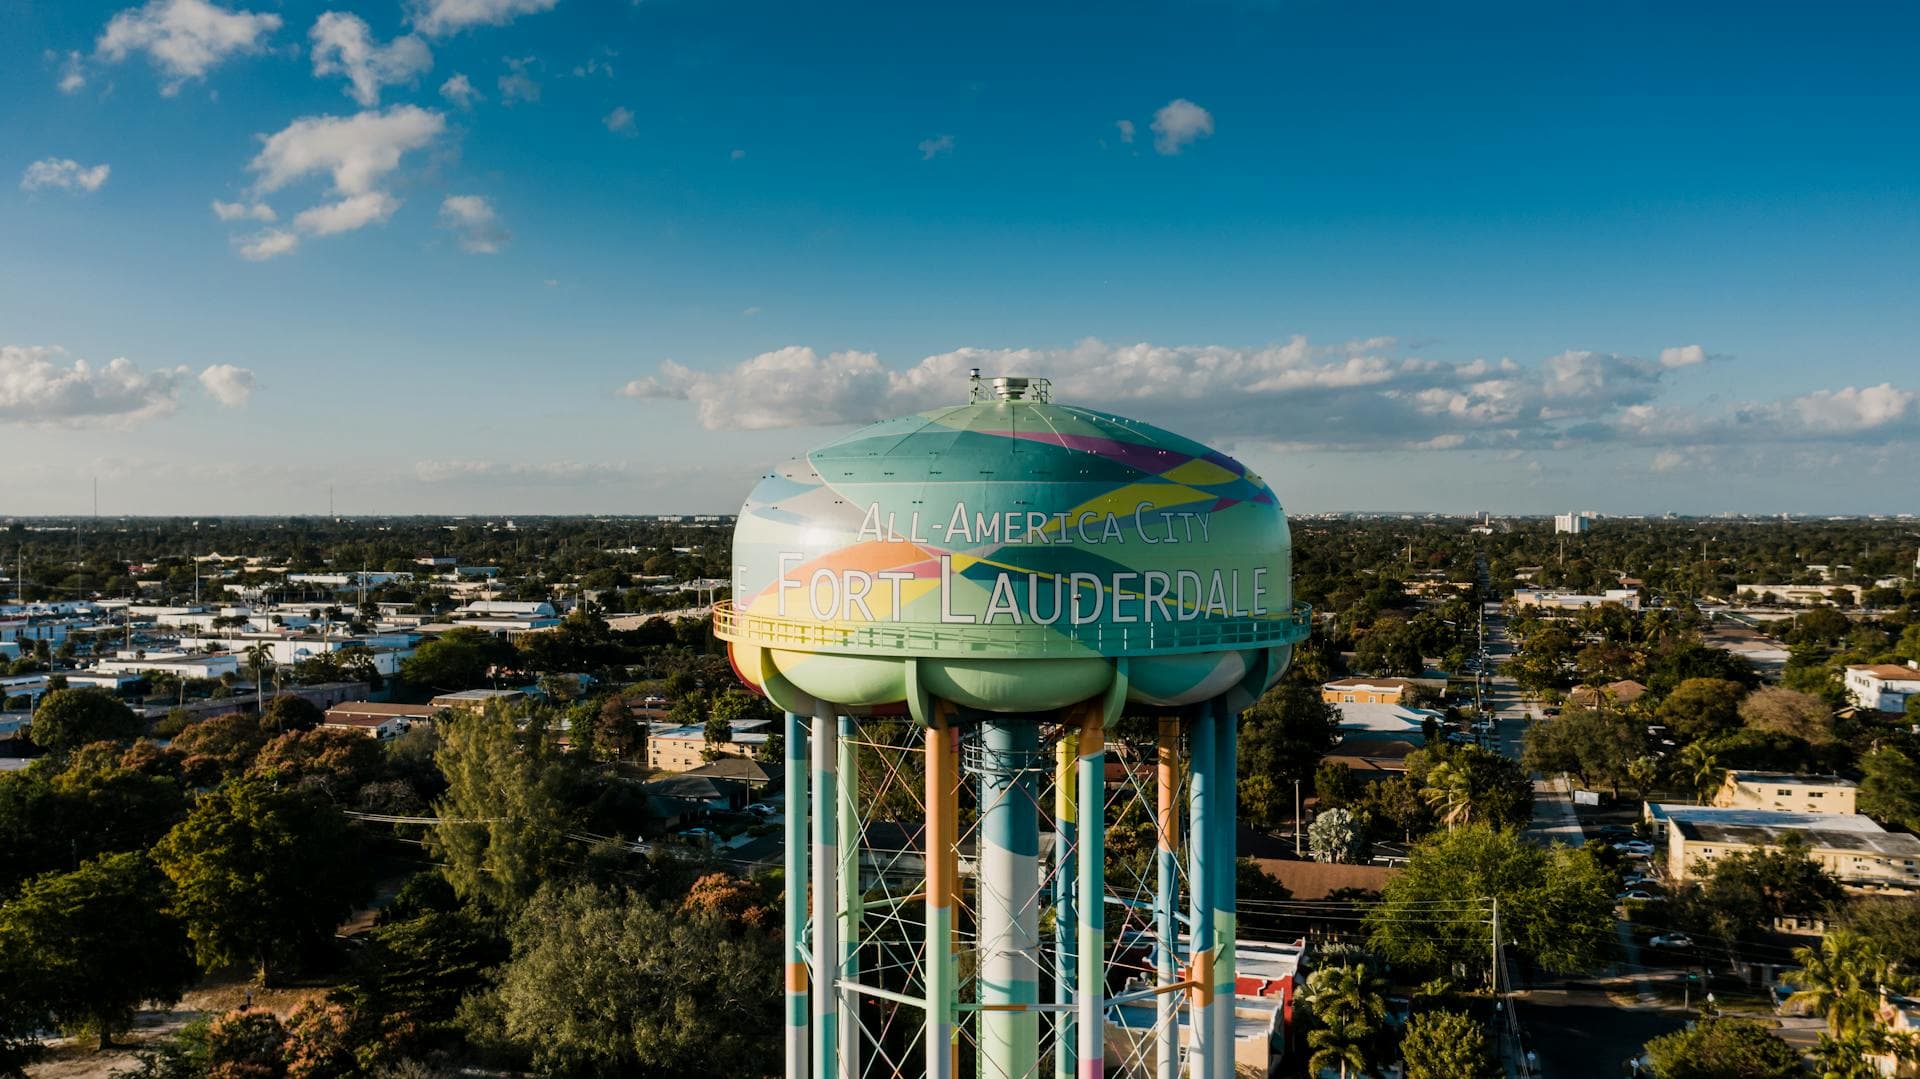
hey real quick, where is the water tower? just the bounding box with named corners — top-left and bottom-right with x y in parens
top-left (715, 373), bottom-right (1309, 1079)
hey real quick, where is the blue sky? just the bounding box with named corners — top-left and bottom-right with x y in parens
top-left (4, 0), bottom-right (1917, 515)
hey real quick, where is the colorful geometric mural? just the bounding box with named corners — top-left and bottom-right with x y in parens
top-left (717, 390), bottom-right (1309, 711)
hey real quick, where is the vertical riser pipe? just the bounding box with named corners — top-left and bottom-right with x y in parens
top-left (979, 719), bottom-right (1041, 1079)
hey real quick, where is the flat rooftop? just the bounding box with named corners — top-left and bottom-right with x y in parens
top-left (1649, 804), bottom-right (1883, 832)
top-left (1674, 820), bottom-right (1920, 856)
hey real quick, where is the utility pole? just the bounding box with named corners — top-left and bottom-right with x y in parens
top-left (1294, 778), bottom-right (1303, 856)
top-left (1490, 896), bottom-right (1500, 994)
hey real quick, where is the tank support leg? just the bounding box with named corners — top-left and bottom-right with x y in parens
top-left (926, 710), bottom-right (959, 1079)
top-left (1076, 709), bottom-right (1106, 1078)
top-left (1155, 717), bottom-right (1181, 1079)
top-left (1055, 729), bottom-right (1079, 1079)
top-left (1211, 699), bottom-right (1238, 1079)
top-left (811, 708), bottom-right (838, 1072)
top-left (785, 711), bottom-right (810, 1079)
top-left (837, 714), bottom-right (861, 1079)
top-left (1187, 706), bottom-right (1217, 1079)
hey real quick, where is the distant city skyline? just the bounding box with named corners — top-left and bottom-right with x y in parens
top-left (5, 1), bottom-right (1917, 515)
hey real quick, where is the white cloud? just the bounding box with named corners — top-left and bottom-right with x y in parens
top-left (620, 336), bottom-right (1910, 459)
top-left (408, 0), bottom-right (560, 37)
top-left (603, 106), bottom-right (635, 135)
top-left (196, 363), bottom-right (255, 406)
top-left (292, 191), bottom-right (400, 235)
top-left (20, 158), bottom-right (111, 193)
top-left (235, 228), bottom-right (298, 260)
top-left (439, 72), bottom-right (479, 108)
top-left (0, 345), bottom-right (191, 425)
top-left (95, 0), bottom-right (281, 93)
top-left (248, 105), bottom-right (444, 196)
top-left (56, 51), bottom-right (87, 94)
top-left (918, 134), bottom-right (954, 160)
top-left (498, 56), bottom-right (540, 104)
top-left (730, 148), bottom-right (747, 161)
top-left (310, 12), bottom-right (432, 108)
top-left (211, 198), bottom-right (275, 221)
top-left (439, 194), bottom-right (508, 253)
top-left (1659, 344), bottom-right (1707, 369)
top-left (1150, 98), bottom-right (1213, 155)
top-left (1115, 119), bottom-right (1134, 144)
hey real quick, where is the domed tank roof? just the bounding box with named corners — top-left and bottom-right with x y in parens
top-left (717, 375), bottom-right (1307, 713)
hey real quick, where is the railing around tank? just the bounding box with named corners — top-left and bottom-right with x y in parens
top-left (710, 598), bottom-right (1311, 658)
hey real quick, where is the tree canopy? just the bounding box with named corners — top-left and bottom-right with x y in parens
top-left (1642, 1018), bottom-right (1802, 1079)
top-left (28, 687), bottom-right (142, 756)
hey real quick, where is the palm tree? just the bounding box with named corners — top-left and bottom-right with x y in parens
top-left (1812, 1030), bottom-right (1885, 1079)
top-left (1421, 761), bottom-right (1473, 830)
top-left (1675, 742), bottom-right (1721, 802)
top-left (1786, 930), bottom-right (1885, 1037)
top-left (1307, 1016), bottom-right (1373, 1079)
top-left (1304, 963), bottom-right (1390, 1029)
top-left (243, 643), bottom-right (274, 721)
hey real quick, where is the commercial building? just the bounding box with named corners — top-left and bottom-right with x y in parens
top-left (1512, 587), bottom-right (1642, 612)
top-left (1330, 702), bottom-right (1438, 745)
top-left (1712, 771), bottom-right (1858, 815)
top-left (429, 688), bottom-right (527, 712)
top-left (321, 712), bottom-right (412, 740)
top-left (1321, 677), bottom-right (1418, 706)
top-left (646, 718), bottom-right (771, 772)
top-left (446, 600), bottom-right (561, 637)
top-left (1845, 663), bottom-right (1920, 713)
top-left (326, 700), bottom-right (439, 726)
top-left (1650, 805), bottom-right (1920, 890)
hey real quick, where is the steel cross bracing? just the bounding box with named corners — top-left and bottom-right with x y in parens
top-left (783, 703), bottom-right (1244, 1079)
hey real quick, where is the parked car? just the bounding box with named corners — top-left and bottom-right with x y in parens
top-left (746, 803), bottom-right (779, 817)
top-left (679, 827), bottom-right (718, 844)
top-left (1613, 840), bottom-right (1655, 857)
top-left (1623, 874), bottom-right (1659, 888)
top-left (1617, 889), bottom-right (1665, 902)
top-left (1648, 933), bottom-right (1694, 949)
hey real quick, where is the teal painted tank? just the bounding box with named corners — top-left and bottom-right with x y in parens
top-left (715, 376), bottom-right (1309, 715)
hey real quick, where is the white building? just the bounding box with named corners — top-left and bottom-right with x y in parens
top-left (1512, 587), bottom-right (1642, 612)
top-left (448, 600), bottom-right (561, 636)
top-left (93, 651), bottom-right (240, 679)
top-left (1846, 663), bottom-right (1920, 713)
top-left (1554, 511), bottom-right (1596, 534)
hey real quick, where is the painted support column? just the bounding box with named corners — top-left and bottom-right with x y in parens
top-left (811, 708), bottom-right (839, 1072)
top-left (1186, 707), bottom-right (1217, 1079)
top-left (784, 711), bottom-right (811, 1079)
top-left (925, 711), bottom-right (960, 1079)
top-left (1154, 717), bottom-right (1181, 1079)
top-left (1211, 700), bottom-right (1239, 1079)
top-left (1075, 709), bottom-right (1107, 1079)
top-left (837, 714), bottom-right (862, 1079)
top-left (979, 719), bottom-right (1041, 1079)
top-left (1054, 729), bottom-right (1080, 1079)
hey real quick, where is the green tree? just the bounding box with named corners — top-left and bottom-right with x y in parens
top-left (1859, 747), bottom-right (1920, 832)
top-left (1309, 808), bottom-right (1369, 864)
top-left (1656, 678), bottom-right (1748, 743)
top-left (1669, 836), bottom-right (1845, 959)
top-left (153, 777), bottom-right (368, 984)
top-left (1315, 759), bottom-right (1363, 808)
top-left (1784, 929), bottom-right (1893, 1036)
top-left (1401, 1010), bottom-right (1496, 1079)
top-left (400, 628), bottom-right (512, 691)
top-left (426, 704), bottom-right (577, 913)
top-left (480, 881), bottom-right (779, 1078)
top-left (1237, 681), bottom-right (1340, 830)
top-left (169, 711), bottom-right (271, 785)
top-left (1521, 703), bottom-right (1643, 794)
top-left (243, 643), bottom-right (274, 716)
top-left (0, 852), bottom-right (197, 1049)
top-left (1738, 686), bottom-right (1834, 744)
top-left (1304, 963), bottom-right (1389, 1027)
top-left (1367, 825), bottom-right (1615, 976)
top-left (260, 694), bottom-right (323, 734)
top-left (1307, 1016), bottom-right (1374, 1079)
top-left (27, 687), bottom-right (141, 756)
top-left (248, 727), bottom-right (384, 803)
top-left (1641, 1018), bottom-right (1802, 1079)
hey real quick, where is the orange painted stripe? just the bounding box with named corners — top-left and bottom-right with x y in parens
top-left (786, 962), bottom-right (809, 992)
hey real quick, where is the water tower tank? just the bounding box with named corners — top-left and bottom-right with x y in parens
top-left (718, 374), bottom-right (1307, 714)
